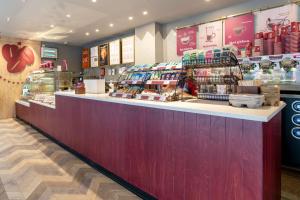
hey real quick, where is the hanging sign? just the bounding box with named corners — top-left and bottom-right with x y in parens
top-left (122, 36), bottom-right (135, 64)
top-left (255, 4), bottom-right (298, 32)
top-left (225, 13), bottom-right (255, 49)
top-left (109, 39), bottom-right (121, 65)
top-left (82, 48), bottom-right (90, 69)
top-left (177, 26), bottom-right (197, 56)
top-left (90, 46), bottom-right (99, 67)
top-left (199, 21), bottom-right (223, 49)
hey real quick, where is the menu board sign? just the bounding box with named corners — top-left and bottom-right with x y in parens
top-left (99, 43), bottom-right (109, 66)
top-left (109, 39), bottom-right (121, 65)
top-left (177, 26), bottom-right (197, 56)
top-left (199, 21), bottom-right (223, 49)
top-left (90, 46), bottom-right (99, 67)
top-left (225, 13), bottom-right (255, 49)
top-left (82, 48), bottom-right (90, 69)
top-left (122, 36), bottom-right (135, 63)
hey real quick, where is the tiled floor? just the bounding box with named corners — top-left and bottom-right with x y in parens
top-left (0, 119), bottom-right (140, 200)
top-left (1, 118), bottom-right (300, 200)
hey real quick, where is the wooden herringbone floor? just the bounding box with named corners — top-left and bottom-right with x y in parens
top-left (1, 118), bottom-right (300, 200)
top-left (0, 118), bottom-right (141, 200)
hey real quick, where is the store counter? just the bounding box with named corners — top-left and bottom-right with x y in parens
top-left (16, 91), bottom-right (285, 200)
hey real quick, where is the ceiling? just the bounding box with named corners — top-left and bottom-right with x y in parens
top-left (0, 0), bottom-right (248, 46)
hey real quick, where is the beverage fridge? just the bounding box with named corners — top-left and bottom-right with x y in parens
top-left (281, 92), bottom-right (300, 169)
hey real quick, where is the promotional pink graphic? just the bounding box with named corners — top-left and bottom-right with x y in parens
top-left (199, 21), bottom-right (223, 49)
top-left (225, 13), bottom-right (255, 49)
top-left (177, 26), bottom-right (197, 56)
top-left (2, 44), bottom-right (35, 73)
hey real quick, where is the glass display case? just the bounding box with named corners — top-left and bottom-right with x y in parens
top-left (21, 70), bottom-right (56, 101)
top-left (21, 70), bottom-right (73, 106)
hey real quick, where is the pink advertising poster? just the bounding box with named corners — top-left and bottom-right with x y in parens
top-left (177, 26), bottom-right (197, 56)
top-left (199, 21), bottom-right (223, 49)
top-left (225, 13), bottom-right (254, 49)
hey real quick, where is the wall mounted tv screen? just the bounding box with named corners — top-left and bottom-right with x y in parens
top-left (41, 47), bottom-right (58, 59)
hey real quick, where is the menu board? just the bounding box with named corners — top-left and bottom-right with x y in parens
top-left (99, 44), bottom-right (109, 66)
top-left (122, 36), bottom-right (135, 63)
top-left (109, 39), bottom-right (121, 65)
top-left (82, 48), bottom-right (90, 69)
top-left (90, 46), bottom-right (99, 67)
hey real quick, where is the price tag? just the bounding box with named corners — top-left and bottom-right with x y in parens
top-left (132, 80), bottom-right (138, 84)
top-left (112, 93), bottom-right (116, 97)
top-left (164, 80), bottom-right (170, 85)
top-left (146, 80), bottom-right (152, 85)
top-left (122, 93), bottom-right (128, 98)
top-left (149, 96), bottom-right (155, 101)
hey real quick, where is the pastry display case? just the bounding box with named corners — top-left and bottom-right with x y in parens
top-left (21, 70), bottom-right (73, 106)
top-left (21, 70), bottom-right (56, 101)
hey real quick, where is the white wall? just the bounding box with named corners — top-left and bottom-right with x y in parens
top-left (162, 0), bottom-right (291, 62)
top-left (135, 23), bottom-right (156, 64)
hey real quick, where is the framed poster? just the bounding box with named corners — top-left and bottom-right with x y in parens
top-left (199, 21), bottom-right (223, 49)
top-left (225, 13), bottom-right (254, 49)
top-left (82, 48), bottom-right (90, 69)
top-left (109, 39), bottom-right (121, 65)
top-left (99, 44), bottom-right (109, 66)
top-left (90, 46), bottom-right (99, 67)
top-left (122, 36), bottom-right (135, 63)
top-left (177, 26), bottom-right (197, 56)
top-left (255, 4), bottom-right (298, 32)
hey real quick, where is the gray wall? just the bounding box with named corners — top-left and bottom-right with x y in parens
top-left (42, 42), bottom-right (82, 73)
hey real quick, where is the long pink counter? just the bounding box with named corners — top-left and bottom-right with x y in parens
top-left (16, 92), bottom-right (285, 200)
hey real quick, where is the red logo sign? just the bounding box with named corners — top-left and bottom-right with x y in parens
top-left (2, 44), bottom-right (35, 73)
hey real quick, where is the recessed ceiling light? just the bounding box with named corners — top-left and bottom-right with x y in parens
top-left (205, 0), bottom-right (211, 2)
top-left (85, 32), bottom-right (90, 36)
top-left (69, 30), bottom-right (73, 33)
top-left (6, 17), bottom-right (10, 22)
top-left (95, 29), bottom-right (100, 32)
top-left (64, 41), bottom-right (68, 45)
top-left (66, 14), bottom-right (71, 18)
top-left (143, 11), bottom-right (148, 15)
top-left (128, 16), bottom-right (133, 20)
top-left (109, 23), bottom-right (114, 27)
top-left (91, 0), bottom-right (97, 2)
top-left (50, 24), bottom-right (55, 28)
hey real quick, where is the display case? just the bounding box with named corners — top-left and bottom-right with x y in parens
top-left (22, 70), bottom-right (56, 101)
top-left (21, 70), bottom-right (73, 106)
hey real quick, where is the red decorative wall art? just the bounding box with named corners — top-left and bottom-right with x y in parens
top-left (2, 44), bottom-right (35, 73)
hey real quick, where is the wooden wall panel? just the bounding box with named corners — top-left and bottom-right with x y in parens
top-left (0, 37), bottom-right (41, 119)
top-left (16, 97), bottom-right (282, 200)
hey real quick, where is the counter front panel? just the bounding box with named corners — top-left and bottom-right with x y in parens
top-left (16, 94), bottom-right (282, 200)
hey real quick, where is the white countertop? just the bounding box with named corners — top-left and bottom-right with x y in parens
top-left (16, 100), bottom-right (56, 109)
top-left (55, 91), bottom-right (285, 122)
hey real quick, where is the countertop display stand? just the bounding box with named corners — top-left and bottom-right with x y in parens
top-left (110, 63), bottom-right (185, 101)
top-left (182, 51), bottom-right (243, 101)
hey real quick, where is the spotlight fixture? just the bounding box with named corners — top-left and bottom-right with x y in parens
top-left (143, 11), bottom-right (148, 15)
